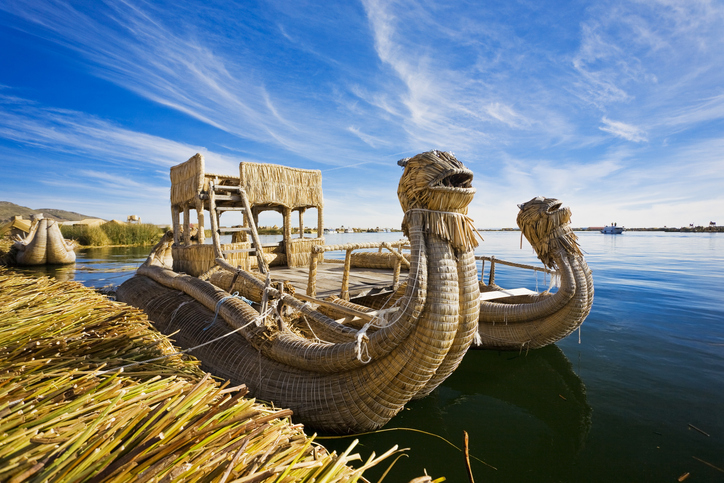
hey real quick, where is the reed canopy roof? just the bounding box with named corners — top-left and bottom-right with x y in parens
top-left (169, 154), bottom-right (323, 212)
top-left (170, 153), bottom-right (205, 206)
top-left (240, 161), bottom-right (323, 210)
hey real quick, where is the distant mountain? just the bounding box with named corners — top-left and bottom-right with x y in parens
top-left (0, 201), bottom-right (101, 224)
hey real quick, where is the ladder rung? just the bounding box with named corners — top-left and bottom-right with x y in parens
top-left (214, 195), bottom-right (242, 201)
top-left (213, 185), bottom-right (241, 192)
top-left (223, 249), bottom-right (256, 254)
top-left (218, 227), bottom-right (250, 233)
top-left (261, 243), bottom-right (279, 248)
top-left (216, 206), bottom-right (246, 211)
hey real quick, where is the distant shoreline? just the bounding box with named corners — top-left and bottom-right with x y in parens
top-left (478, 227), bottom-right (724, 233)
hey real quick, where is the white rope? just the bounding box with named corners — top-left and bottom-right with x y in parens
top-left (355, 321), bottom-right (372, 364)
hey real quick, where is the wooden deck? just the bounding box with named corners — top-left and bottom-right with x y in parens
top-left (269, 262), bottom-right (404, 299)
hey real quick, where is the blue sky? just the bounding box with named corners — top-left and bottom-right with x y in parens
top-left (1, 0), bottom-right (723, 229)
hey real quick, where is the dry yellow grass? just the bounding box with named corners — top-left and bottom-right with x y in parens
top-left (0, 269), bottom-right (401, 482)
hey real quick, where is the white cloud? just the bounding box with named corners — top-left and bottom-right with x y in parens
top-left (599, 117), bottom-right (648, 142)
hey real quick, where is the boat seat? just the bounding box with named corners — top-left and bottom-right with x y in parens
top-left (479, 287), bottom-right (538, 301)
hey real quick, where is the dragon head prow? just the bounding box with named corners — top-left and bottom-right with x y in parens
top-left (398, 151), bottom-right (479, 252)
top-left (397, 150), bottom-right (475, 213)
top-left (517, 196), bottom-right (581, 269)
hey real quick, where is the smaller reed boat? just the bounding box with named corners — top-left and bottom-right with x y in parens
top-left (474, 197), bottom-right (594, 350)
top-left (9, 214), bottom-right (77, 265)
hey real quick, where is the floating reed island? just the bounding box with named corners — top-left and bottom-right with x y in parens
top-left (0, 269), bottom-right (412, 483)
top-left (118, 150), bottom-right (481, 434)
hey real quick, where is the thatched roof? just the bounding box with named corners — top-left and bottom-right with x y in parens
top-left (170, 153), bottom-right (205, 206)
top-left (69, 218), bottom-right (106, 227)
top-left (240, 162), bottom-right (323, 210)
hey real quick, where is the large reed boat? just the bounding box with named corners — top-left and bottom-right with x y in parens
top-left (118, 150), bottom-right (481, 433)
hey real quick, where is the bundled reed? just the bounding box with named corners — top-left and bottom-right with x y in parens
top-left (173, 243), bottom-right (255, 276)
top-left (0, 269), bottom-right (400, 482)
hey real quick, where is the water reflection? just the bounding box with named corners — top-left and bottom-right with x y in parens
top-left (326, 345), bottom-right (591, 482)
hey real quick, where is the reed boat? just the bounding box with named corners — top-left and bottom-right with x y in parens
top-left (117, 150), bottom-right (481, 433)
top-left (474, 197), bottom-right (594, 350)
top-left (8, 214), bottom-right (77, 265)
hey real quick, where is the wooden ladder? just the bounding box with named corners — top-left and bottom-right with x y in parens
top-left (208, 180), bottom-right (268, 274)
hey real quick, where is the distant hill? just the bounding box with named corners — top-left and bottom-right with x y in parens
top-left (0, 201), bottom-right (101, 224)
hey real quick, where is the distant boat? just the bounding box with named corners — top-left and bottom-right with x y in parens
top-left (10, 214), bottom-right (77, 265)
top-left (601, 224), bottom-right (623, 234)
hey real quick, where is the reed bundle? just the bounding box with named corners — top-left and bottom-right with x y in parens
top-left (0, 269), bottom-right (399, 482)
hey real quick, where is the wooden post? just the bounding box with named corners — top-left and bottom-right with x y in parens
top-left (209, 182), bottom-right (223, 259)
top-left (298, 208), bottom-right (305, 239)
top-left (393, 258), bottom-right (401, 289)
top-left (195, 199), bottom-right (205, 244)
top-left (183, 204), bottom-right (191, 245)
top-left (318, 206), bottom-right (324, 238)
top-left (488, 256), bottom-right (496, 286)
top-left (341, 248), bottom-right (352, 301)
top-left (283, 207), bottom-right (292, 242)
top-left (307, 252), bottom-right (318, 297)
top-left (172, 205), bottom-right (180, 245)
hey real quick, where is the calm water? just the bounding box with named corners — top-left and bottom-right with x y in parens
top-left (12, 232), bottom-right (724, 481)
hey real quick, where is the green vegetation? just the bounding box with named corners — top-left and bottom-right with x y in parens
top-left (61, 222), bottom-right (164, 246)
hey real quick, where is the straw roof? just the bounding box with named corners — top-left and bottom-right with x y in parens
top-left (240, 161), bottom-right (323, 210)
top-left (170, 153), bottom-right (205, 206)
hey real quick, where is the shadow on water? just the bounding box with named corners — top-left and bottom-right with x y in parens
top-left (323, 344), bottom-right (591, 482)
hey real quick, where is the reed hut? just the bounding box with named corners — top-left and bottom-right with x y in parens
top-left (170, 154), bottom-right (324, 276)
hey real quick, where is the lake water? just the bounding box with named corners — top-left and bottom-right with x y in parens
top-left (11, 231), bottom-right (724, 482)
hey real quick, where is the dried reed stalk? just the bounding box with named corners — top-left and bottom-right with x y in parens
top-left (0, 268), bottom-right (399, 482)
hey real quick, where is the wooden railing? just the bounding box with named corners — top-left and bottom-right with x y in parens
top-left (307, 240), bottom-right (409, 299)
top-left (476, 255), bottom-right (555, 286)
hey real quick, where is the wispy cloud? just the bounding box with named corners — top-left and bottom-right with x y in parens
top-left (599, 117), bottom-right (648, 142)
